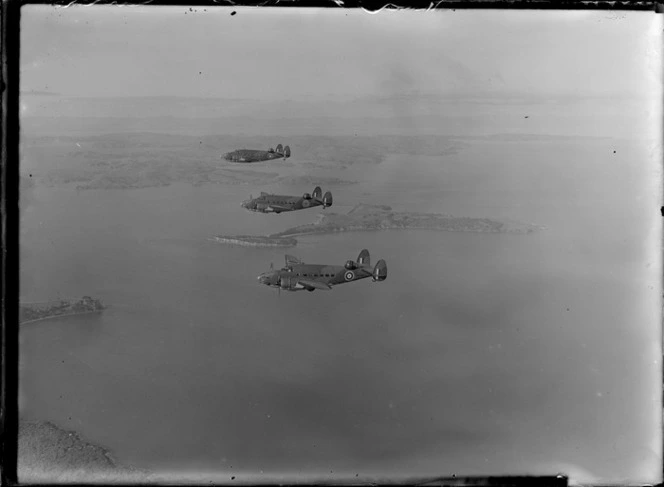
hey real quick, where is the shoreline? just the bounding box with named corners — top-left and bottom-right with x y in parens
top-left (19, 419), bottom-right (148, 483)
top-left (19, 309), bottom-right (104, 325)
top-left (19, 296), bottom-right (106, 325)
top-left (211, 235), bottom-right (297, 248)
top-left (213, 204), bottom-right (544, 248)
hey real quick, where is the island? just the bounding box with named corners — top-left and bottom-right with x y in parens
top-left (213, 203), bottom-right (543, 247)
top-left (19, 296), bottom-right (106, 325)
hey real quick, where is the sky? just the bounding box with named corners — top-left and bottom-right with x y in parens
top-left (20, 6), bottom-right (662, 100)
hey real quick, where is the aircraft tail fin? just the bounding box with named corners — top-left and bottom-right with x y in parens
top-left (372, 259), bottom-right (387, 282)
top-left (285, 254), bottom-right (302, 266)
top-left (322, 191), bottom-right (333, 208)
top-left (312, 186), bottom-right (322, 199)
top-left (357, 249), bottom-right (370, 267)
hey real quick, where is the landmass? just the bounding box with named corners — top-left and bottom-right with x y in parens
top-left (19, 420), bottom-right (147, 483)
top-left (21, 133), bottom-right (462, 190)
top-left (211, 235), bottom-right (298, 248)
top-left (213, 203), bottom-right (543, 247)
top-left (19, 296), bottom-right (105, 325)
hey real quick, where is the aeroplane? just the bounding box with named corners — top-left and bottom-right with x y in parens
top-left (257, 249), bottom-right (387, 292)
top-left (241, 186), bottom-right (332, 214)
top-left (222, 144), bottom-right (291, 163)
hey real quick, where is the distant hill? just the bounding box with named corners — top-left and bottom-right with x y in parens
top-left (20, 133), bottom-right (463, 190)
top-left (19, 94), bottom-right (649, 138)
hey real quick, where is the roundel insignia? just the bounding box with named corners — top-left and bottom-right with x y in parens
top-left (302, 200), bottom-right (310, 208)
top-left (344, 271), bottom-right (354, 281)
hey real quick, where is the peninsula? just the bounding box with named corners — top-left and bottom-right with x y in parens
top-left (19, 420), bottom-right (147, 483)
top-left (214, 204), bottom-right (543, 247)
top-left (19, 296), bottom-right (106, 325)
top-left (211, 235), bottom-right (298, 248)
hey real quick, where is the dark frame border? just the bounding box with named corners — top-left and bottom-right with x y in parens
top-left (2, 1), bottom-right (21, 485)
top-left (1, 1), bottom-right (661, 486)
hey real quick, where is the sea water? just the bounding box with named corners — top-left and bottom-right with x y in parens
top-left (19, 138), bottom-right (660, 481)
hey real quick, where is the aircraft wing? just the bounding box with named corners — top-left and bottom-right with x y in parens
top-left (298, 279), bottom-right (332, 291)
top-left (266, 204), bottom-right (291, 212)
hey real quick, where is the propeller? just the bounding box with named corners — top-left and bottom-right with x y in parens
top-left (270, 263), bottom-right (280, 296)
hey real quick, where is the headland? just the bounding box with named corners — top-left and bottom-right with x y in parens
top-left (213, 204), bottom-right (543, 247)
top-left (211, 235), bottom-right (298, 248)
top-left (19, 420), bottom-right (147, 483)
top-left (19, 296), bottom-right (106, 325)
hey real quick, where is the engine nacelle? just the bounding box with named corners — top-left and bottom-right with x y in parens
top-left (280, 276), bottom-right (291, 289)
top-left (345, 260), bottom-right (358, 270)
top-left (372, 259), bottom-right (387, 282)
top-left (303, 193), bottom-right (312, 200)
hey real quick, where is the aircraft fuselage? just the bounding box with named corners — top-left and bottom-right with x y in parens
top-left (258, 263), bottom-right (372, 291)
top-left (242, 188), bottom-right (332, 214)
top-left (242, 194), bottom-right (320, 213)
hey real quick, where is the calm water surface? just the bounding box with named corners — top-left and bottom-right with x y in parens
top-left (19, 139), bottom-right (660, 482)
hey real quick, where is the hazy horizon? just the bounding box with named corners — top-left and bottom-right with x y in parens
top-left (21, 7), bottom-right (660, 100)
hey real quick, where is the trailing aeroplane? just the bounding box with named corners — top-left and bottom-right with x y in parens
top-left (257, 249), bottom-right (387, 292)
top-left (242, 186), bottom-right (332, 214)
top-left (222, 144), bottom-right (291, 163)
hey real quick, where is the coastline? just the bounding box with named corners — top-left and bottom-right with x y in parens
top-left (213, 204), bottom-right (544, 248)
top-left (19, 309), bottom-right (104, 326)
top-left (18, 420), bottom-right (149, 483)
top-left (19, 297), bottom-right (106, 325)
top-left (211, 235), bottom-right (297, 248)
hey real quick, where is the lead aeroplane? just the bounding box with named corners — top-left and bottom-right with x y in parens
top-left (257, 249), bottom-right (387, 292)
top-left (241, 186), bottom-right (332, 214)
top-left (222, 144), bottom-right (291, 163)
